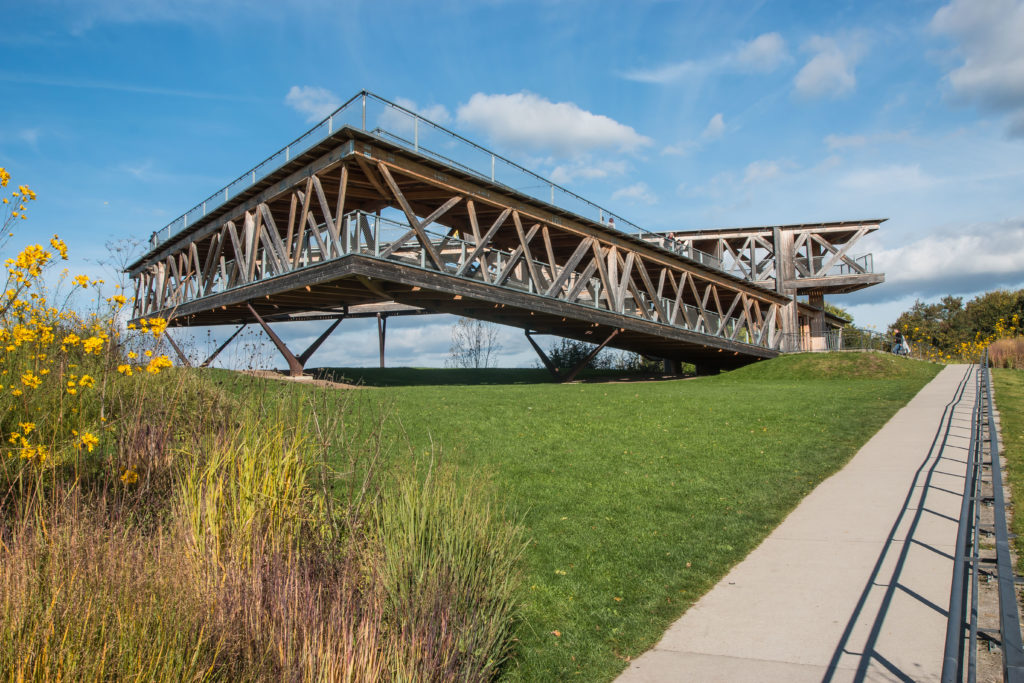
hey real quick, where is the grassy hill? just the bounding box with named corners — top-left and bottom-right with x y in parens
top-left (239, 352), bottom-right (941, 681)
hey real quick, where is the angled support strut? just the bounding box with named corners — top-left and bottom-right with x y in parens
top-left (525, 328), bottom-right (622, 383)
top-left (200, 324), bottom-right (247, 368)
top-left (246, 303), bottom-right (343, 376)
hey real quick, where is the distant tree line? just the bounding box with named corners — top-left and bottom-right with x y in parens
top-left (892, 288), bottom-right (1024, 352)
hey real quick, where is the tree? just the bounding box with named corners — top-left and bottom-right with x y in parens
top-left (542, 338), bottom-right (611, 370)
top-left (446, 318), bottom-right (502, 368)
top-left (824, 301), bottom-right (853, 324)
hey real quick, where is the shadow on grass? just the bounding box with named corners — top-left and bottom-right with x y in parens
top-left (310, 367), bottom-right (685, 387)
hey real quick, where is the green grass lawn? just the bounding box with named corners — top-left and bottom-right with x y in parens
top-left (311, 366), bottom-right (666, 387)
top-left (219, 352), bottom-right (940, 681)
top-left (993, 369), bottom-right (1024, 572)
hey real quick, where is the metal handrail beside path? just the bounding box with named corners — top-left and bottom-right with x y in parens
top-left (942, 351), bottom-right (1024, 682)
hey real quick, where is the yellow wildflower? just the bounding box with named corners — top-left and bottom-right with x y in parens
top-left (77, 433), bottom-right (99, 453)
top-left (120, 468), bottom-right (139, 485)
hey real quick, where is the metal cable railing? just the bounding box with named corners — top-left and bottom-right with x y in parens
top-left (942, 350), bottom-right (1024, 682)
top-left (149, 91), bottom-right (705, 258)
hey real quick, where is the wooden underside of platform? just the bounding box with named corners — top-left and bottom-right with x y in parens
top-left (159, 254), bottom-right (777, 368)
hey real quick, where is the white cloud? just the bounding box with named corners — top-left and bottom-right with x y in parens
top-left (284, 85), bottom-right (341, 123)
top-left (392, 97), bottom-right (452, 125)
top-left (727, 33), bottom-right (790, 73)
top-left (661, 141), bottom-right (696, 156)
top-left (455, 92), bottom-right (652, 157)
top-left (930, 0), bottom-right (1024, 136)
top-left (837, 164), bottom-right (935, 192)
top-left (868, 220), bottom-right (1024, 300)
top-left (621, 32), bottom-right (790, 84)
top-left (621, 61), bottom-right (704, 85)
top-left (793, 36), bottom-right (860, 99)
top-left (662, 113), bottom-right (726, 156)
top-left (611, 182), bottom-right (658, 205)
top-left (743, 160), bottom-right (783, 184)
top-left (549, 158), bottom-right (627, 184)
top-left (377, 97), bottom-right (453, 137)
top-left (701, 113), bottom-right (726, 140)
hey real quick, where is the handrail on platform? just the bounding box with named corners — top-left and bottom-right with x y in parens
top-left (150, 91), bottom-right (674, 254)
top-left (942, 350), bottom-right (1024, 682)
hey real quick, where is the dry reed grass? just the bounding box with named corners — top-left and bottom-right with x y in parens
top-left (989, 337), bottom-right (1024, 369)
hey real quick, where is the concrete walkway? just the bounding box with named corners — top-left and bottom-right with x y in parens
top-left (619, 364), bottom-right (976, 683)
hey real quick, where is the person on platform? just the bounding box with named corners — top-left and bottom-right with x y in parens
top-left (892, 329), bottom-right (908, 356)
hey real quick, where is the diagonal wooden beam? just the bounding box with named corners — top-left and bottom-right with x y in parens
top-left (545, 237), bottom-right (593, 297)
top-left (812, 227), bottom-right (868, 275)
top-left (377, 163), bottom-right (447, 270)
top-left (334, 165), bottom-right (349, 234)
top-left (285, 193), bottom-right (298, 261)
top-left (590, 241), bottom-right (615, 310)
top-left (495, 222), bottom-right (540, 286)
top-left (614, 251), bottom-right (635, 313)
top-left (455, 207), bottom-right (510, 279)
top-left (312, 174), bottom-right (342, 258)
top-left (259, 203), bottom-right (290, 267)
top-left (634, 256), bottom-right (667, 323)
top-left (378, 228), bottom-right (419, 260)
top-left (541, 226), bottom-right (557, 283)
top-left (565, 258), bottom-right (599, 304)
top-left (293, 180), bottom-right (314, 268)
top-left (513, 213), bottom-right (544, 293)
top-left (354, 154), bottom-right (390, 198)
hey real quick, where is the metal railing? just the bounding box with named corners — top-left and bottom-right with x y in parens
top-left (794, 253), bottom-right (874, 277)
top-left (147, 90), bottom-right (722, 271)
top-left (157, 208), bottom-right (778, 350)
top-left (942, 350), bottom-right (1024, 682)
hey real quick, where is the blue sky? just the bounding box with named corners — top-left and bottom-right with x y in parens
top-left (3, 0), bottom-right (1023, 368)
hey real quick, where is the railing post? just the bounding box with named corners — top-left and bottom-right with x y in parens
top-left (362, 93), bottom-right (366, 130)
top-left (414, 117), bottom-right (419, 151)
top-left (328, 115), bottom-right (333, 134)
top-left (490, 155), bottom-right (495, 182)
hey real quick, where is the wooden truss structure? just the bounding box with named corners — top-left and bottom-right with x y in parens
top-left (127, 126), bottom-right (884, 373)
top-left (651, 221), bottom-right (884, 295)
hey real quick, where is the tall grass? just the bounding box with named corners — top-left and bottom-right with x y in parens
top-left (989, 337), bottom-right (1024, 369)
top-left (375, 466), bottom-right (526, 681)
top-left (1, 371), bottom-right (526, 681)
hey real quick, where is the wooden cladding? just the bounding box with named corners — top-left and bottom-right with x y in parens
top-left (132, 149), bottom-right (786, 351)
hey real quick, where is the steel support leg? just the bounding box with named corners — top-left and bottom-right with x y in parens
top-left (246, 303), bottom-right (304, 376)
top-left (298, 317), bottom-right (344, 367)
top-left (562, 328), bottom-right (621, 382)
top-left (377, 313), bottom-right (387, 368)
top-left (524, 330), bottom-right (560, 379)
top-left (163, 331), bottom-right (192, 368)
top-left (200, 325), bottom-right (246, 368)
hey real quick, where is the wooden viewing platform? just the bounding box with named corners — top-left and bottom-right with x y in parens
top-left (127, 92), bottom-right (885, 376)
